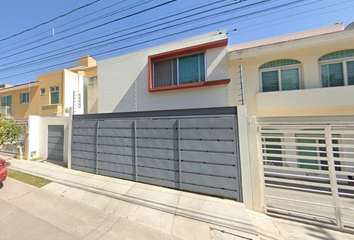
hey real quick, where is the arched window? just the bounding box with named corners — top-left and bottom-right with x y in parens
top-left (319, 50), bottom-right (354, 87)
top-left (259, 59), bottom-right (301, 92)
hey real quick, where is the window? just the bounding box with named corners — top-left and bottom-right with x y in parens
top-left (40, 88), bottom-right (45, 95)
top-left (319, 49), bottom-right (354, 87)
top-left (1, 95), bottom-right (12, 116)
top-left (50, 86), bottom-right (59, 104)
top-left (1, 95), bottom-right (12, 107)
top-left (259, 59), bottom-right (301, 92)
top-left (153, 52), bottom-right (205, 87)
top-left (20, 92), bottom-right (30, 104)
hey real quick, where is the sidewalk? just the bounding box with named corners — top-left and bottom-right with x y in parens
top-left (4, 157), bottom-right (354, 240)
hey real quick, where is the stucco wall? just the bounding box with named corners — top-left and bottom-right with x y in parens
top-left (98, 30), bottom-right (236, 113)
top-left (64, 70), bottom-right (84, 115)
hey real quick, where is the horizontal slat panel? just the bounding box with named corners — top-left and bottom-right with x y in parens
top-left (261, 130), bottom-right (325, 134)
top-left (137, 138), bottom-right (177, 149)
top-left (98, 145), bottom-right (134, 156)
top-left (137, 129), bottom-right (177, 139)
top-left (139, 167), bottom-right (178, 182)
top-left (72, 165), bottom-right (95, 174)
top-left (137, 148), bottom-right (177, 160)
top-left (182, 183), bottom-right (239, 200)
top-left (72, 143), bottom-right (95, 152)
top-left (98, 128), bottom-right (133, 138)
top-left (47, 154), bottom-right (63, 161)
top-left (138, 158), bottom-right (177, 171)
top-left (180, 129), bottom-right (234, 140)
top-left (47, 149), bottom-right (63, 156)
top-left (180, 117), bottom-right (234, 129)
top-left (264, 165), bottom-right (329, 175)
top-left (182, 162), bottom-right (236, 178)
top-left (98, 137), bottom-right (134, 147)
top-left (48, 143), bottom-right (63, 151)
top-left (182, 172), bottom-right (237, 190)
top-left (138, 176), bottom-right (179, 189)
top-left (72, 151), bottom-right (95, 160)
top-left (136, 119), bottom-right (177, 129)
top-left (48, 125), bottom-right (64, 131)
top-left (99, 120), bottom-right (133, 129)
top-left (48, 137), bottom-right (64, 144)
top-left (98, 161), bottom-right (134, 175)
top-left (98, 169), bottom-right (134, 181)
top-left (73, 129), bottom-right (96, 136)
top-left (97, 153), bottom-right (134, 165)
top-left (72, 158), bottom-right (95, 168)
top-left (72, 136), bottom-right (95, 144)
top-left (181, 151), bottom-right (236, 165)
top-left (261, 141), bottom-right (326, 148)
top-left (263, 153), bottom-right (327, 161)
top-left (180, 140), bottom-right (235, 153)
top-left (73, 121), bottom-right (97, 128)
top-left (48, 131), bottom-right (64, 137)
top-left (265, 176), bottom-right (331, 189)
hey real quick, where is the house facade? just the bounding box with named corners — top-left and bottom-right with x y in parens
top-left (97, 30), bottom-right (238, 113)
top-left (228, 23), bottom-right (354, 120)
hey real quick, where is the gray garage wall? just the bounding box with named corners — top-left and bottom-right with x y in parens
top-left (71, 107), bottom-right (242, 201)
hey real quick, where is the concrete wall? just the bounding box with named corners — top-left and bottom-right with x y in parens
top-left (28, 115), bottom-right (71, 163)
top-left (87, 76), bottom-right (98, 114)
top-left (98, 30), bottom-right (237, 113)
top-left (229, 29), bottom-right (354, 118)
top-left (64, 70), bottom-right (84, 116)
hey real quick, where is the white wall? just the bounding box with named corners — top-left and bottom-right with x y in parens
top-left (28, 116), bottom-right (40, 159)
top-left (98, 30), bottom-right (235, 113)
top-left (28, 115), bottom-right (71, 163)
top-left (64, 70), bottom-right (84, 115)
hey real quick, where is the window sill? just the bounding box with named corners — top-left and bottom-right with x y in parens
top-left (148, 79), bottom-right (230, 92)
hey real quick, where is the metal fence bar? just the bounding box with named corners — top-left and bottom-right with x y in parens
top-left (134, 120), bottom-right (138, 181)
top-left (95, 121), bottom-right (99, 175)
top-left (325, 125), bottom-right (343, 229)
top-left (178, 119), bottom-right (182, 189)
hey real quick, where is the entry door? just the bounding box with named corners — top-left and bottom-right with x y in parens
top-left (47, 125), bottom-right (64, 161)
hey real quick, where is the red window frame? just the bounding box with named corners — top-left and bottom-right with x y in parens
top-left (148, 39), bottom-right (230, 92)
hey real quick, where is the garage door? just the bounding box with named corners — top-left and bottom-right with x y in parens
top-left (71, 108), bottom-right (242, 201)
top-left (48, 125), bottom-right (64, 161)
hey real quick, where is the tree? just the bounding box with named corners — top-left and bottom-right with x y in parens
top-left (0, 114), bottom-right (23, 146)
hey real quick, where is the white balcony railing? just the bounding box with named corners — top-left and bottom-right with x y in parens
top-left (0, 106), bottom-right (13, 117)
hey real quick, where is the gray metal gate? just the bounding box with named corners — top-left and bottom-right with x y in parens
top-left (48, 125), bottom-right (64, 161)
top-left (71, 107), bottom-right (242, 201)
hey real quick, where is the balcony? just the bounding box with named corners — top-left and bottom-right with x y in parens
top-left (41, 104), bottom-right (63, 117)
top-left (0, 106), bottom-right (13, 118)
top-left (256, 85), bottom-right (354, 111)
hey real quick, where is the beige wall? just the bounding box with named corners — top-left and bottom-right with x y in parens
top-left (0, 84), bottom-right (40, 119)
top-left (37, 70), bottom-right (65, 115)
top-left (229, 38), bottom-right (354, 118)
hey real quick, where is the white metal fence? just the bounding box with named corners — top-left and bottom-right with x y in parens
top-left (260, 123), bottom-right (354, 231)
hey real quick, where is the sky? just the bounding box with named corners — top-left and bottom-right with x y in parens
top-left (0, 0), bottom-right (353, 85)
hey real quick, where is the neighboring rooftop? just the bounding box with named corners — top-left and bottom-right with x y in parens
top-left (228, 23), bottom-right (344, 52)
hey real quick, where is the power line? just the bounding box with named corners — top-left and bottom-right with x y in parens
top-left (0, 0), bottom-right (178, 61)
top-left (0, 0), bottom-right (315, 81)
top-left (0, 0), bottom-right (152, 55)
top-left (0, 0), bottom-right (254, 71)
top-left (0, 0), bottom-right (103, 43)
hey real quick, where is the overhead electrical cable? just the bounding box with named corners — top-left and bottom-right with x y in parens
top-left (0, 0), bottom-right (178, 60)
top-left (0, 0), bottom-right (103, 43)
top-left (0, 0), bottom-right (316, 81)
